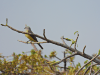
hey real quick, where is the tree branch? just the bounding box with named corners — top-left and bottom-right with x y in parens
top-left (1, 24), bottom-right (100, 65)
top-left (43, 29), bottom-right (48, 42)
top-left (53, 52), bottom-right (77, 65)
top-left (75, 54), bottom-right (99, 75)
top-left (94, 69), bottom-right (100, 75)
top-left (18, 40), bottom-right (47, 44)
top-left (55, 56), bottom-right (61, 60)
top-left (61, 36), bottom-right (67, 46)
top-left (64, 51), bottom-right (66, 71)
top-left (83, 45), bottom-right (86, 54)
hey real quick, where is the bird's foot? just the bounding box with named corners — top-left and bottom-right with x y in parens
top-left (26, 41), bottom-right (29, 44)
top-left (30, 41), bottom-right (32, 44)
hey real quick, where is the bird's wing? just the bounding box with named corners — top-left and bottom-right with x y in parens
top-left (28, 29), bottom-right (38, 42)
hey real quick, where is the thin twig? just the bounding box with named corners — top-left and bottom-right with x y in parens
top-left (61, 36), bottom-right (68, 70)
top-left (18, 40), bottom-right (47, 44)
top-left (83, 45), bottom-right (86, 55)
top-left (75, 54), bottom-right (99, 75)
top-left (31, 43), bottom-right (38, 51)
top-left (18, 40), bottom-right (47, 51)
top-left (74, 34), bottom-right (79, 50)
top-left (43, 29), bottom-right (48, 42)
top-left (61, 36), bottom-right (67, 45)
top-left (84, 63), bottom-right (98, 75)
top-left (84, 67), bottom-right (90, 75)
top-left (53, 52), bottom-right (77, 65)
top-left (55, 56), bottom-right (61, 60)
top-left (72, 61), bottom-right (76, 68)
top-left (89, 62), bottom-right (93, 75)
top-left (64, 51), bottom-right (66, 71)
top-left (6, 18), bottom-right (8, 25)
top-left (94, 69), bottom-right (100, 75)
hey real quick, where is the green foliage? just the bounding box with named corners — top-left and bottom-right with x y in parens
top-left (84, 60), bottom-right (88, 64)
top-left (0, 50), bottom-right (56, 75)
top-left (44, 55), bottom-right (48, 58)
top-left (18, 54), bottom-right (21, 56)
top-left (74, 31), bottom-right (79, 35)
top-left (0, 50), bottom-right (99, 75)
top-left (49, 51), bottom-right (57, 58)
top-left (71, 39), bottom-right (76, 44)
top-left (31, 49), bottom-right (36, 55)
top-left (98, 49), bottom-right (100, 55)
top-left (76, 62), bottom-right (81, 68)
top-left (65, 38), bottom-right (71, 41)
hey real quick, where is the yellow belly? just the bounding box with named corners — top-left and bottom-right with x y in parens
top-left (25, 34), bottom-right (36, 42)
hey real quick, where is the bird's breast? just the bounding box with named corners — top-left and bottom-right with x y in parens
top-left (25, 34), bottom-right (36, 42)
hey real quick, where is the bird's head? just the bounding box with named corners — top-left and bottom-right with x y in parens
top-left (24, 25), bottom-right (31, 31)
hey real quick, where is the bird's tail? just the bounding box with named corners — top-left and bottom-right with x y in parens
top-left (38, 43), bottom-right (43, 49)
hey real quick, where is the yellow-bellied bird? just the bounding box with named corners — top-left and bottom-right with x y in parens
top-left (24, 26), bottom-right (43, 49)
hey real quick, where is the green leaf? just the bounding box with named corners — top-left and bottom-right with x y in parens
top-left (84, 60), bottom-right (88, 64)
top-left (65, 38), bottom-right (71, 41)
top-left (71, 39), bottom-right (75, 44)
top-left (56, 67), bottom-right (59, 71)
top-left (97, 66), bottom-right (99, 70)
top-left (22, 52), bottom-right (25, 54)
top-left (68, 51), bottom-right (72, 54)
top-left (98, 49), bottom-right (100, 55)
top-left (74, 31), bottom-right (78, 35)
top-left (31, 49), bottom-right (36, 55)
top-left (44, 55), bottom-right (48, 58)
top-left (72, 40), bottom-right (75, 44)
top-left (78, 62), bottom-right (81, 67)
top-left (68, 66), bottom-right (72, 69)
top-left (18, 54), bottom-right (21, 56)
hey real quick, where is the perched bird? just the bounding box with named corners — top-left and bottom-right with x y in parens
top-left (24, 25), bottom-right (43, 49)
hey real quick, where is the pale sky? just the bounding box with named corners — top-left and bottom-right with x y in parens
top-left (0, 0), bottom-right (100, 66)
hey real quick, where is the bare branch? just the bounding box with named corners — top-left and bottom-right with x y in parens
top-left (94, 69), bottom-right (100, 75)
top-left (43, 29), bottom-right (48, 41)
top-left (83, 45), bottom-right (86, 55)
top-left (89, 62), bottom-right (93, 75)
top-left (64, 51), bottom-right (66, 71)
top-left (84, 66), bottom-right (91, 75)
top-left (53, 52), bottom-right (77, 65)
top-left (6, 18), bottom-right (8, 25)
top-left (75, 54), bottom-right (99, 75)
top-left (18, 40), bottom-right (47, 51)
top-left (55, 56), bottom-right (61, 60)
top-left (31, 43), bottom-right (38, 51)
top-left (61, 36), bottom-right (69, 71)
top-left (18, 40), bottom-right (47, 44)
top-left (61, 36), bottom-right (67, 45)
top-left (1, 24), bottom-right (100, 64)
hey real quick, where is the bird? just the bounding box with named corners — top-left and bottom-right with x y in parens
top-left (24, 25), bottom-right (43, 49)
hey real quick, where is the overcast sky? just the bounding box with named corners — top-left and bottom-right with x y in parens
top-left (0, 0), bottom-right (100, 66)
